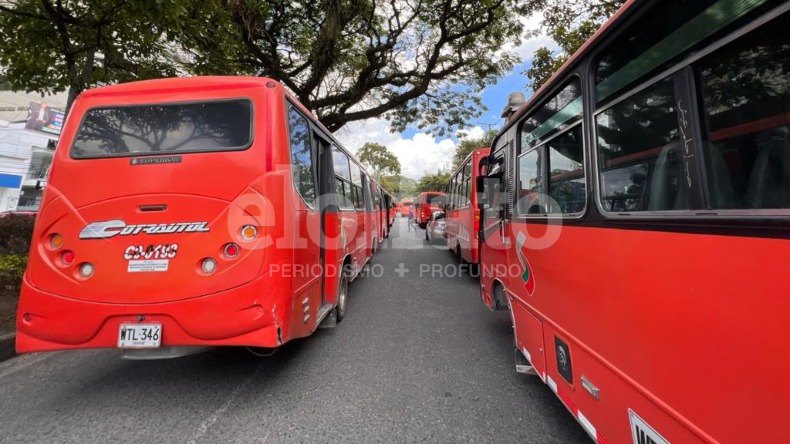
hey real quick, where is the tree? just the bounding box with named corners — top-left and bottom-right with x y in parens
top-left (357, 142), bottom-right (401, 181)
top-left (0, 1), bottom-right (224, 114)
top-left (523, 0), bottom-right (623, 91)
top-left (193, 0), bottom-right (538, 135)
top-left (453, 129), bottom-right (497, 168)
top-left (417, 171), bottom-right (450, 192)
top-left (379, 175), bottom-right (400, 194)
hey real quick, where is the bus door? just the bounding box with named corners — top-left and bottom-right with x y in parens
top-left (286, 104), bottom-right (323, 337)
top-left (314, 134), bottom-right (339, 312)
top-left (480, 137), bottom-right (511, 311)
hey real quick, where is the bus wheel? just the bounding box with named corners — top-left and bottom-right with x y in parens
top-left (493, 282), bottom-right (508, 311)
top-left (336, 271), bottom-right (349, 322)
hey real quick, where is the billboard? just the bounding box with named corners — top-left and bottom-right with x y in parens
top-left (25, 101), bottom-right (64, 135)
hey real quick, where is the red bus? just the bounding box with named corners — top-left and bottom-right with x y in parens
top-left (444, 147), bottom-right (489, 264)
top-left (16, 76), bottom-right (378, 357)
top-left (478, 1), bottom-right (789, 442)
top-left (413, 191), bottom-right (445, 228)
top-left (399, 198), bottom-right (412, 217)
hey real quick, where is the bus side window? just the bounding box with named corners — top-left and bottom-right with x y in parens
top-left (287, 104), bottom-right (316, 208)
top-left (517, 149), bottom-right (544, 214)
top-left (695, 13), bottom-right (789, 210)
top-left (596, 77), bottom-right (687, 212)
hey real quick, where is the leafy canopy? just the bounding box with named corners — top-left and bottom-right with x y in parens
top-left (523, 0), bottom-right (623, 91)
top-left (357, 142), bottom-right (401, 181)
top-left (417, 171), bottom-right (450, 192)
top-left (453, 129), bottom-right (497, 168)
top-left (0, 0), bottom-right (218, 113)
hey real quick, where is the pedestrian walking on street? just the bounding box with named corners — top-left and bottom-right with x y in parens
top-left (407, 206), bottom-right (415, 231)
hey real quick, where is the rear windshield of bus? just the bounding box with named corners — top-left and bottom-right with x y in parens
top-left (425, 194), bottom-right (443, 204)
top-left (70, 99), bottom-right (253, 159)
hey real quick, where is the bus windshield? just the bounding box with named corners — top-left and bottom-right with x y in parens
top-left (70, 99), bottom-right (253, 159)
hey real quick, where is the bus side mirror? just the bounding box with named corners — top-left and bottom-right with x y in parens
top-left (476, 176), bottom-right (487, 205)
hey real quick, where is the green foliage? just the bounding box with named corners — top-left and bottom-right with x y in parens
top-left (0, 254), bottom-right (27, 290)
top-left (357, 142), bottom-right (401, 181)
top-left (0, 0), bottom-right (226, 113)
top-left (379, 175), bottom-right (400, 194)
top-left (0, 0), bottom-right (540, 134)
top-left (397, 176), bottom-right (418, 199)
top-left (453, 129), bottom-right (497, 168)
top-left (195, 0), bottom-right (539, 134)
top-left (417, 172), bottom-right (451, 193)
top-left (523, 0), bottom-right (624, 91)
top-left (0, 214), bottom-right (35, 255)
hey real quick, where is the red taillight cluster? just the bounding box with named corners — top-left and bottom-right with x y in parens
top-left (224, 242), bottom-right (240, 258)
top-left (60, 250), bottom-right (75, 266)
top-left (49, 232), bottom-right (95, 278)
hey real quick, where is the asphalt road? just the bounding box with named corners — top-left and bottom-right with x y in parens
top-left (0, 218), bottom-right (588, 443)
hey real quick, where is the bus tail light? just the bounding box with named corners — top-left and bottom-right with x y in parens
top-left (201, 258), bottom-right (217, 274)
top-left (49, 233), bottom-right (63, 249)
top-left (223, 243), bottom-right (240, 258)
top-left (78, 262), bottom-right (94, 278)
top-left (240, 225), bottom-right (257, 241)
top-left (60, 250), bottom-right (75, 266)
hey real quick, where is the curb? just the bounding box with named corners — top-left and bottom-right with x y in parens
top-left (0, 332), bottom-right (15, 362)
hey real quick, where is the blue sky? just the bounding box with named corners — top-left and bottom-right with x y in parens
top-left (335, 14), bottom-right (557, 179)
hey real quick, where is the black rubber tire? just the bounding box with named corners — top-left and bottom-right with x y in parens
top-left (335, 272), bottom-right (348, 322)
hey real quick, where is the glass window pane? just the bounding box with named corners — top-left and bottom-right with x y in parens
top-left (72, 100), bottom-right (252, 158)
top-left (521, 79), bottom-right (582, 148)
top-left (517, 149), bottom-right (544, 215)
top-left (333, 147), bottom-right (351, 180)
top-left (596, 77), bottom-right (690, 211)
top-left (350, 162), bottom-right (362, 187)
top-left (287, 105), bottom-right (315, 207)
top-left (696, 12), bottom-right (790, 210)
top-left (548, 126), bottom-right (585, 214)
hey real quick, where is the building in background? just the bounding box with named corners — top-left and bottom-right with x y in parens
top-left (0, 87), bottom-right (66, 212)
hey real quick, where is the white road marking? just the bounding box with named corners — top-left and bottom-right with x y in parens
top-left (186, 372), bottom-right (256, 444)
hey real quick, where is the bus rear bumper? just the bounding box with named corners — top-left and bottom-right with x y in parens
top-left (15, 278), bottom-right (284, 353)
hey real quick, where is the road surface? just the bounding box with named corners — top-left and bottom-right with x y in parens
top-left (0, 218), bottom-right (588, 443)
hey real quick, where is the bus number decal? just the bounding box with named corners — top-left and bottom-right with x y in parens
top-left (124, 244), bottom-right (178, 260)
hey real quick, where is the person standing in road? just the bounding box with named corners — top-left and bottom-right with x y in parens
top-left (407, 206), bottom-right (415, 231)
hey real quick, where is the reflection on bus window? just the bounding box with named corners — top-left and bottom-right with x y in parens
top-left (71, 100), bottom-right (252, 158)
top-left (600, 163), bottom-right (648, 212)
top-left (596, 77), bottom-right (690, 212)
top-left (288, 105), bottom-right (316, 207)
top-left (517, 149), bottom-right (543, 214)
top-left (696, 12), bottom-right (790, 210)
top-left (548, 126), bottom-right (585, 214)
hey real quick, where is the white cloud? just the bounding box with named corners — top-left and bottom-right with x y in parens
top-left (335, 119), bottom-right (487, 180)
top-left (501, 12), bottom-right (560, 62)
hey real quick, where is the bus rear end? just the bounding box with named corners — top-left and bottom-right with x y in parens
top-left (16, 77), bottom-right (300, 354)
top-left (416, 192), bottom-right (445, 228)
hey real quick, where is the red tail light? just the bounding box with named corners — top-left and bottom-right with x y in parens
top-left (60, 250), bottom-right (75, 266)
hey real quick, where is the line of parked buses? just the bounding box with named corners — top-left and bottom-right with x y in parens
top-left (14, 0), bottom-right (790, 442)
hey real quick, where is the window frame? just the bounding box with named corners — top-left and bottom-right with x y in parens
top-left (588, 4), bottom-right (790, 219)
top-left (513, 75), bottom-right (587, 220)
top-left (286, 102), bottom-right (317, 210)
top-left (70, 98), bottom-right (254, 160)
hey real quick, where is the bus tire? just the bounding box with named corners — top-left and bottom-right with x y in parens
top-left (336, 270), bottom-right (349, 322)
top-left (493, 282), bottom-right (508, 311)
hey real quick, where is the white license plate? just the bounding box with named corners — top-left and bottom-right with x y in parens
top-left (117, 323), bottom-right (162, 349)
